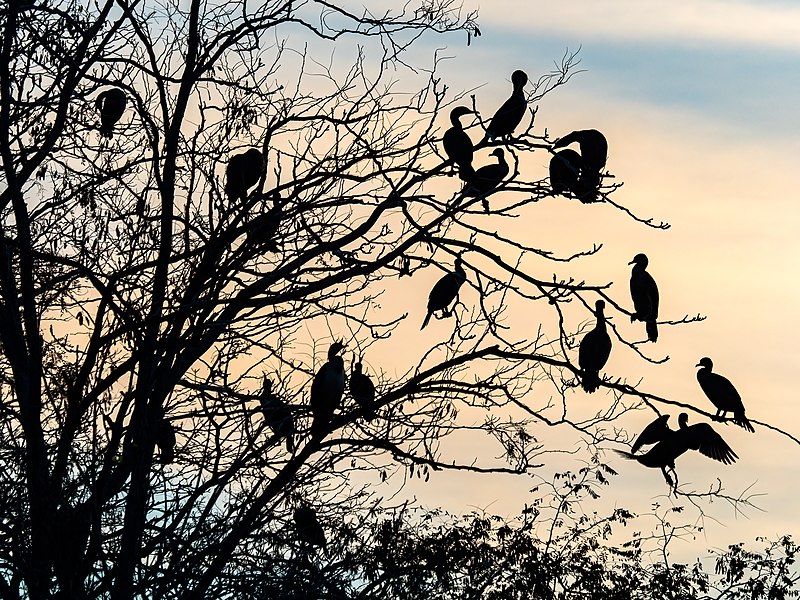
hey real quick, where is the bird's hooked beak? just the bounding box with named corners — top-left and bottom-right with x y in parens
top-left (628, 259), bottom-right (635, 265)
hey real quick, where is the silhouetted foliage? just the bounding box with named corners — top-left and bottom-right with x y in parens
top-left (0, 1), bottom-right (797, 598)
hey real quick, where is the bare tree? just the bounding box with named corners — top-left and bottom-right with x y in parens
top-left (0, 1), bottom-right (796, 598)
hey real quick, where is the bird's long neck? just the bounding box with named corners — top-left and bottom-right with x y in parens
top-left (450, 114), bottom-right (463, 128)
top-left (595, 309), bottom-right (606, 331)
top-left (454, 262), bottom-right (466, 280)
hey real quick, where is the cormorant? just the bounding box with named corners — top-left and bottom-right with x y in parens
top-left (443, 106), bottom-right (475, 181)
top-left (485, 70), bottom-right (528, 141)
top-left (154, 412), bottom-right (176, 464)
top-left (421, 257), bottom-right (467, 330)
top-left (549, 149), bottom-right (582, 196)
top-left (630, 413), bottom-right (671, 454)
top-left (553, 129), bottom-right (608, 203)
top-left (246, 197), bottom-right (283, 252)
top-left (350, 358), bottom-right (377, 420)
top-left (259, 376), bottom-right (296, 452)
top-left (309, 342), bottom-right (346, 437)
top-left (462, 148), bottom-right (509, 212)
top-left (95, 88), bottom-right (127, 139)
top-left (553, 129), bottom-right (608, 173)
top-left (578, 300), bottom-right (612, 393)
top-left (696, 357), bottom-right (754, 432)
top-left (629, 253), bottom-right (659, 343)
top-left (225, 148), bottom-right (265, 202)
top-left (616, 412), bottom-right (737, 488)
top-left (294, 505), bottom-right (327, 548)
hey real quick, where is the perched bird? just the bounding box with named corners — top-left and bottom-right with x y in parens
top-left (549, 149), bottom-right (583, 196)
top-left (294, 506), bottom-right (326, 548)
top-left (350, 358), bottom-right (377, 420)
top-left (259, 376), bottom-right (296, 452)
top-left (552, 129), bottom-right (608, 203)
top-left (421, 257), bottom-right (467, 330)
top-left (245, 198), bottom-right (283, 252)
top-left (616, 412), bottom-right (737, 488)
top-left (95, 88), bottom-right (127, 139)
top-left (442, 106), bottom-right (475, 181)
top-left (630, 413), bottom-right (671, 454)
top-left (553, 129), bottom-right (608, 173)
top-left (462, 148), bottom-right (509, 212)
top-left (696, 357), bottom-right (754, 433)
top-left (629, 253), bottom-right (659, 343)
top-left (578, 300), bottom-right (612, 393)
top-left (154, 412), bottom-right (176, 464)
top-left (484, 70), bottom-right (528, 141)
top-left (309, 342), bottom-right (346, 437)
top-left (225, 148), bottom-right (265, 202)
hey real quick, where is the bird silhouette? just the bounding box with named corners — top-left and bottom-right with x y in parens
top-left (443, 106), bottom-right (475, 181)
top-left (484, 70), bottom-right (528, 141)
top-left (245, 197), bottom-right (283, 252)
top-left (616, 412), bottom-right (737, 488)
top-left (552, 129), bottom-right (608, 203)
top-left (350, 358), bottom-right (377, 420)
top-left (293, 505), bottom-right (327, 548)
top-left (462, 148), bottom-right (509, 212)
top-left (553, 129), bottom-right (607, 172)
top-left (95, 88), bottom-right (127, 139)
top-left (421, 257), bottom-right (467, 330)
top-left (259, 376), bottom-right (296, 452)
top-left (225, 148), bottom-right (265, 202)
top-left (630, 413), bottom-right (671, 454)
top-left (629, 253), bottom-right (659, 342)
top-left (309, 342), bottom-right (346, 437)
top-left (154, 410), bottom-right (176, 464)
top-left (549, 149), bottom-right (583, 196)
top-left (696, 357), bottom-right (754, 433)
top-left (578, 300), bottom-right (612, 393)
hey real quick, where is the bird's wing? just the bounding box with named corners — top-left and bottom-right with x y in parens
top-left (643, 272), bottom-right (659, 316)
top-left (428, 273), bottom-right (460, 311)
top-left (687, 423), bottom-right (738, 464)
top-left (710, 373), bottom-right (742, 403)
top-left (631, 414), bottom-right (670, 454)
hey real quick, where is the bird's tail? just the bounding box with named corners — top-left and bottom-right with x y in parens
top-left (646, 320), bottom-right (658, 343)
top-left (580, 370), bottom-right (600, 393)
top-left (481, 197), bottom-right (490, 213)
top-left (99, 124), bottom-right (113, 139)
top-left (734, 412), bottom-right (755, 433)
top-left (421, 311), bottom-right (432, 330)
top-left (286, 433), bottom-right (296, 453)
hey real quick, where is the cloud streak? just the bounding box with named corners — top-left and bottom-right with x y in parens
top-left (476, 0), bottom-right (800, 51)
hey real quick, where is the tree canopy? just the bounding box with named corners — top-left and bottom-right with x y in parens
top-left (0, 1), bottom-right (797, 598)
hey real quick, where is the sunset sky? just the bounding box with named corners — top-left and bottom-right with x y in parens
top-left (378, 0), bottom-right (800, 563)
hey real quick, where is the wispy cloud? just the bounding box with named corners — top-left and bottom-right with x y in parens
top-left (476, 0), bottom-right (800, 51)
